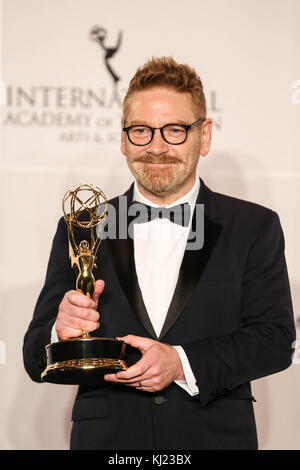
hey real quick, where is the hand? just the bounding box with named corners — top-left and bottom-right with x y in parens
top-left (55, 279), bottom-right (105, 340)
top-left (104, 334), bottom-right (185, 392)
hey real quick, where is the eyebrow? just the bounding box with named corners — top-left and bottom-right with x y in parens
top-left (127, 120), bottom-right (190, 126)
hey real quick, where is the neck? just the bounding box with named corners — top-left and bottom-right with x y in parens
top-left (136, 176), bottom-right (197, 206)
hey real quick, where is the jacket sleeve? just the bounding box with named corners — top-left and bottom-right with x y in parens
top-left (182, 210), bottom-right (296, 407)
top-left (23, 217), bottom-right (75, 382)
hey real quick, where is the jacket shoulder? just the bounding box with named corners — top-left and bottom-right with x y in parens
top-left (212, 188), bottom-right (275, 222)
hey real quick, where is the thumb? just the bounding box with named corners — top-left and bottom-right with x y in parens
top-left (92, 279), bottom-right (105, 305)
top-left (116, 334), bottom-right (155, 352)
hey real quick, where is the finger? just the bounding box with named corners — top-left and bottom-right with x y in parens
top-left (105, 360), bottom-right (152, 382)
top-left (115, 364), bottom-right (151, 381)
top-left (66, 290), bottom-right (95, 308)
top-left (114, 346), bottom-right (157, 380)
top-left (126, 378), bottom-right (153, 388)
top-left (65, 305), bottom-right (100, 322)
top-left (110, 366), bottom-right (154, 384)
top-left (92, 279), bottom-right (105, 305)
top-left (103, 373), bottom-right (120, 384)
top-left (57, 326), bottom-right (83, 340)
top-left (62, 315), bottom-right (100, 332)
top-left (115, 334), bottom-right (155, 352)
top-left (104, 373), bottom-right (155, 391)
top-left (118, 373), bottom-right (153, 385)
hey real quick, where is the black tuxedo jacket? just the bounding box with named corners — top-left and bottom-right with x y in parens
top-left (23, 179), bottom-right (295, 450)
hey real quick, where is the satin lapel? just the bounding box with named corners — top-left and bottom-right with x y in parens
top-left (159, 179), bottom-right (222, 341)
top-left (107, 184), bottom-right (158, 340)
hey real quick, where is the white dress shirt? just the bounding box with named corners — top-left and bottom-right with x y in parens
top-left (132, 178), bottom-right (200, 396)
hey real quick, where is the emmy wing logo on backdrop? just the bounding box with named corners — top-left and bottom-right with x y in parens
top-left (90, 26), bottom-right (122, 86)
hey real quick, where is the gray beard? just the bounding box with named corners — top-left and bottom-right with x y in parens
top-left (131, 162), bottom-right (188, 196)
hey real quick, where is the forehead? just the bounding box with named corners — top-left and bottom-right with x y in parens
top-left (125, 86), bottom-right (196, 124)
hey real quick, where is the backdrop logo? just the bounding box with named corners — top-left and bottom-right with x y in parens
top-left (90, 26), bottom-right (123, 109)
top-left (90, 26), bottom-right (122, 84)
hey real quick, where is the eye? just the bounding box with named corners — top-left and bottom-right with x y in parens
top-left (165, 125), bottom-right (185, 135)
top-left (131, 126), bottom-right (151, 136)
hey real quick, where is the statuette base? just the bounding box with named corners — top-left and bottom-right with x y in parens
top-left (41, 337), bottom-right (127, 385)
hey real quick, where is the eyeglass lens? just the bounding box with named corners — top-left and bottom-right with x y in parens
top-left (128, 124), bottom-right (187, 145)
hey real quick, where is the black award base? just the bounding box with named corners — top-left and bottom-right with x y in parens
top-left (41, 337), bottom-right (127, 385)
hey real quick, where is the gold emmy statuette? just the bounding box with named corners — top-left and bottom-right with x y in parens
top-left (41, 183), bottom-right (127, 385)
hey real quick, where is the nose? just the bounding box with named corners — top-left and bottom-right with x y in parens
top-left (146, 129), bottom-right (169, 155)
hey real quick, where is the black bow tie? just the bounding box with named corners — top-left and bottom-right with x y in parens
top-left (130, 201), bottom-right (191, 227)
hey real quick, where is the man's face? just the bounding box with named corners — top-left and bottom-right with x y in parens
top-left (121, 86), bottom-right (210, 200)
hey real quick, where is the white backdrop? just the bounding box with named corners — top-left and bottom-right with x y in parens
top-left (0, 0), bottom-right (300, 450)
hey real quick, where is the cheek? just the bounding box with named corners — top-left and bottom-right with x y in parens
top-left (125, 142), bottom-right (147, 162)
top-left (124, 148), bottom-right (140, 171)
top-left (122, 133), bottom-right (141, 158)
top-left (188, 140), bottom-right (201, 163)
top-left (122, 138), bottom-right (133, 159)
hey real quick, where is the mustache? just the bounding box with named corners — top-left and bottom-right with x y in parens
top-left (133, 155), bottom-right (182, 164)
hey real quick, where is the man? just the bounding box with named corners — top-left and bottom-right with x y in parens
top-left (23, 57), bottom-right (295, 450)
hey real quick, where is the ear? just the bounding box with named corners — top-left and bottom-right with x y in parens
top-left (121, 116), bottom-right (126, 156)
top-left (200, 118), bottom-right (212, 157)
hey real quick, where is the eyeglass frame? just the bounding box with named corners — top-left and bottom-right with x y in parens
top-left (122, 118), bottom-right (205, 146)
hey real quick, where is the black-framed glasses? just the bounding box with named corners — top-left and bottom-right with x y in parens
top-left (123, 118), bottom-right (205, 146)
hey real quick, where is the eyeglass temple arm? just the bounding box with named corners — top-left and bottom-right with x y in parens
top-left (123, 118), bottom-right (205, 131)
top-left (189, 118), bottom-right (205, 129)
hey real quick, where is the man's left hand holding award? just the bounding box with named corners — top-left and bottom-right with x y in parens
top-left (41, 183), bottom-right (127, 385)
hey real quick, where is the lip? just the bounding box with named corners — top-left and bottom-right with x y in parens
top-left (141, 161), bottom-right (177, 165)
